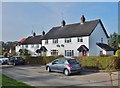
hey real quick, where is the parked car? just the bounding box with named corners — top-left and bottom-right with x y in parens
top-left (9, 56), bottom-right (25, 66)
top-left (46, 57), bottom-right (81, 76)
top-left (0, 56), bottom-right (9, 65)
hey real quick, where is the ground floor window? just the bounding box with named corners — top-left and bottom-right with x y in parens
top-left (51, 50), bottom-right (58, 56)
top-left (100, 50), bottom-right (103, 55)
top-left (65, 50), bottom-right (74, 57)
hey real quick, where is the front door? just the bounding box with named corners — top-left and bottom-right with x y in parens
top-left (51, 60), bottom-right (59, 71)
top-left (82, 51), bottom-right (87, 56)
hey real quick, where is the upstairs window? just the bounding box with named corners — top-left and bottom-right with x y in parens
top-left (36, 44), bottom-right (39, 48)
top-left (25, 45), bottom-right (28, 48)
top-left (65, 38), bottom-right (71, 43)
top-left (22, 45), bottom-right (24, 49)
top-left (45, 40), bottom-right (48, 44)
top-left (53, 39), bottom-right (58, 44)
top-left (101, 38), bottom-right (103, 43)
top-left (31, 45), bottom-right (34, 48)
top-left (77, 37), bottom-right (83, 42)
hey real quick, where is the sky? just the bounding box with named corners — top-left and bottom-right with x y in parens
top-left (2, 2), bottom-right (118, 42)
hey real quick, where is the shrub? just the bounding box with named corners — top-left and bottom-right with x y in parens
top-left (99, 54), bottom-right (112, 57)
top-left (115, 49), bottom-right (120, 57)
top-left (75, 56), bottom-right (120, 70)
top-left (3, 52), bottom-right (8, 57)
top-left (24, 55), bottom-right (64, 65)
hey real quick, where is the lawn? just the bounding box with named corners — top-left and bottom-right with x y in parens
top-left (1, 73), bottom-right (35, 88)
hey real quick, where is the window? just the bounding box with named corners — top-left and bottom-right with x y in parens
top-left (101, 38), bottom-right (103, 43)
top-left (36, 44), bottom-right (39, 48)
top-left (65, 38), bottom-right (71, 43)
top-left (100, 51), bottom-right (103, 55)
top-left (78, 37), bottom-right (83, 42)
top-left (68, 59), bottom-right (79, 64)
top-left (31, 45), bottom-right (34, 48)
top-left (61, 44), bottom-right (64, 47)
top-left (56, 45), bottom-right (60, 47)
top-left (51, 50), bottom-right (58, 56)
top-left (65, 50), bottom-right (74, 57)
top-left (53, 39), bottom-right (58, 44)
top-left (25, 45), bottom-right (28, 48)
top-left (21, 45), bottom-right (24, 49)
top-left (45, 40), bottom-right (48, 44)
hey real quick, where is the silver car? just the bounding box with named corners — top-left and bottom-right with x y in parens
top-left (46, 57), bottom-right (81, 76)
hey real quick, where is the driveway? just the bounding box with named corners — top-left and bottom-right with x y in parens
top-left (1, 65), bottom-right (119, 87)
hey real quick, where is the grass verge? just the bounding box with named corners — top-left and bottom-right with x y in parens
top-left (1, 73), bottom-right (35, 88)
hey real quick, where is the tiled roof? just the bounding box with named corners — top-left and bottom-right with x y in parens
top-left (43, 19), bottom-right (109, 39)
top-left (17, 38), bottom-right (26, 45)
top-left (21, 35), bottom-right (43, 45)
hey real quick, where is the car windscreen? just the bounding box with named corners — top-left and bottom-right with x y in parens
top-left (68, 59), bottom-right (79, 64)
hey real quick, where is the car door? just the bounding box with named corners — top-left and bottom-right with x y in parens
top-left (50, 59), bottom-right (59, 71)
top-left (57, 59), bottom-right (65, 72)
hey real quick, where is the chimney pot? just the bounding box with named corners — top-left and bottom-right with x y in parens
top-left (33, 32), bottom-right (36, 37)
top-left (61, 20), bottom-right (66, 27)
top-left (81, 15), bottom-right (85, 24)
top-left (42, 31), bottom-right (45, 35)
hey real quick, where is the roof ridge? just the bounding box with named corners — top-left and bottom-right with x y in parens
top-left (52, 19), bottom-right (101, 28)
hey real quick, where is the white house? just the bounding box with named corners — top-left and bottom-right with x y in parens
top-left (16, 32), bottom-right (46, 56)
top-left (41, 15), bottom-right (114, 57)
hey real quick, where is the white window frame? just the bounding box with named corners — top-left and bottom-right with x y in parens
top-left (65, 50), bottom-right (74, 57)
top-left (77, 37), bottom-right (83, 42)
top-left (45, 40), bottom-right (48, 44)
top-left (65, 38), bottom-right (71, 43)
top-left (101, 38), bottom-right (103, 43)
top-left (51, 50), bottom-right (58, 56)
top-left (21, 45), bottom-right (24, 49)
top-left (25, 45), bottom-right (28, 48)
top-left (36, 44), bottom-right (39, 48)
top-left (53, 39), bottom-right (58, 44)
top-left (31, 44), bottom-right (34, 48)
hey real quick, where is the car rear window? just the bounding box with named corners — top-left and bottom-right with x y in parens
top-left (68, 59), bottom-right (79, 64)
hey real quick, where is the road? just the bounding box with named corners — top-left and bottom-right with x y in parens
top-left (1, 65), bottom-right (119, 87)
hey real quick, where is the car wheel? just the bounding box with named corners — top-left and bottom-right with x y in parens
top-left (46, 66), bottom-right (51, 72)
top-left (64, 69), bottom-right (69, 76)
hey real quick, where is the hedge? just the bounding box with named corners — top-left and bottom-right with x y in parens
top-left (23, 55), bottom-right (64, 65)
top-left (23, 55), bottom-right (120, 70)
top-left (75, 56), bottom-right (120, 70)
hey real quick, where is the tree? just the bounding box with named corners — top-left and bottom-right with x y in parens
top-left (108, 32), bottom-right (120, 49)
top-left (1, 41), bottom-right (18, 55)
top-left (115, 49), bottom-right (120, 57)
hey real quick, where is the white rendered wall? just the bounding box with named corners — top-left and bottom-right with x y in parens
top-left (89, 23), bottom-right (108, 56)
top-left (42, 36), bottom-right (89, 56)
top-left (106, 51), bottom-right (114, 55)
top-left (15, 44), bottom-right (41, 56)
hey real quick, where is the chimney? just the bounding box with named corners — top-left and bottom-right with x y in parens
top-left (33, 32), bottom-right (36, 37)
top-left (42, 31), bottom-right (45, 35)
top-left (80, 15), bottom-right (85, 24)
top-left (61, 20), bottom-right (66, 27)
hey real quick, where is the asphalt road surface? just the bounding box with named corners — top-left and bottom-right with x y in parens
top-left (1, 65), bottom-right (119, 87)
